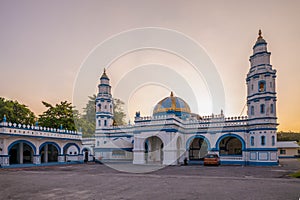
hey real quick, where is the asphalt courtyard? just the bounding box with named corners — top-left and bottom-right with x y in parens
top-left (0, 159), bottom-right (299, 200)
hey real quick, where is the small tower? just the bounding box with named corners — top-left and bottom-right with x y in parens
top-left (95, 69), bottom-right (114, 130)
top-left (246, 30), bottom-right (278, 164)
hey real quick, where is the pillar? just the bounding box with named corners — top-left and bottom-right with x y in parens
top-left (33, 155), bottom-right (41, 165)
top-left (19, 142), bottom-right (23, 164)
top-left (44, 144), bottom-right (48, 163)
top-left (133, 150), bottom-right (145, 164)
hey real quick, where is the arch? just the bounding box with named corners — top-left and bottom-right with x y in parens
top-left (39, 142), bottom-right (61, 153)
top-left (8, 140), bottom-right (37, 155)
top-left (215, 134), bottom-right (246, 151)
top-left (63, 143), bottom-right (80, 154)
top-left (258, 80), bottom-right (266, 92)
top-left (186, 135), bottom-right (211, 160)
top-left (8, 140), bottom-right (36, 164)
top-left (144, 136), bottom-right (164, 163)
top-left (81, 147), bottom-right (91, 154)
top-left (186, 135), bottom-right (211, 150)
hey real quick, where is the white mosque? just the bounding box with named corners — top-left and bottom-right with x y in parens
top-left (82, 30), bottom-right (278, 166)
top-left (0, 30), bottom-right (278, 167)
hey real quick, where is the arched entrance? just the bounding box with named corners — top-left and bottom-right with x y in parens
top-left (82, 148), bottom-right (91, 162)
top-left (144, 136), bottom-right (164, 164)
top-left (188, 137), bottom-right (208, 160)
top-left (219, 136), bottom-right (242, 156)
top-left (40, 143), bottom-right (59, 163)
top-left (8, 141), bottom-right (35, 164)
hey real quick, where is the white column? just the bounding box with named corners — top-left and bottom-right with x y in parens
top-left (133, 150), bottom-right (145, 164)
top-left (19, 143), bottom-right (23, 164)
top-left (44, 144), bottom-right (48, 163)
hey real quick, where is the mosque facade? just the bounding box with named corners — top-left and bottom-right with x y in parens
top-left (88, 30), bottom-right (278, 166)
top-left (0, 31), bottom-right (278, 167)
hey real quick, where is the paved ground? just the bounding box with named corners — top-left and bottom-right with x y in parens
top-left (0, 159), bottom-right (299, 200)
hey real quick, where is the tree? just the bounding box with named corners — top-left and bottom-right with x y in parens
top-left (38, 101), bottom-right (77, 130)
top-left (77, 95), bottom-right (127, 137)
top-left (113, 98), bottom-right (126, 126)
top-left (0, 97), bottom-right (36, 124)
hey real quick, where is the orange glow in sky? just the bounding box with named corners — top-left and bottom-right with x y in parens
top-left (0, 0), bottom-right (299, 131)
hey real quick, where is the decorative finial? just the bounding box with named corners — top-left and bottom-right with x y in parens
top-left (170, 91), bottom-right (174, 97)
top-left (258, 29), bottom-right (262, 39)
top-left (104, 68), bottom-right (106, 73)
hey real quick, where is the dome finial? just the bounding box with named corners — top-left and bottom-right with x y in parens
top-left (170, 91), bottom-right (174, 97)
top-left (258, 29), bottom-right (262, 39)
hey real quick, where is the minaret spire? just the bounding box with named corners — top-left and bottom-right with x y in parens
top-left (258, 29), bottom-right (262, 39)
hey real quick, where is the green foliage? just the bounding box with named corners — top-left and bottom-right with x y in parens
top-left (289, 170), bottom-right (300, 178)
top-left (0, 97), bottom-right (36, 124)
top-left (38, 101), bottom-right (77, 131)
top-left (113, 98), bottom-right (126, 126)
top-left (77, 95), bottom-right (127, 137)
top-left (277, 131), bottom-right (300, 144)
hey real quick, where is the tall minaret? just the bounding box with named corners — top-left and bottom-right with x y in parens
top-left (95, 69), bottom-right (114, 130)
top-left (246, 30), bottom-right (277, 124)
top-left (246, 30), bottom-right (278, 154)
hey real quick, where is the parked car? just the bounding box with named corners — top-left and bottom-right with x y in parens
top-left (204, 154), bottom-right (220, 166)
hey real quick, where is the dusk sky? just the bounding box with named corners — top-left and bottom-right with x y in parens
top-left (1, 0), bottom-right (300, 131)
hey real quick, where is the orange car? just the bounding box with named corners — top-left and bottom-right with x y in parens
top-left (203, 154), bottom-right (220, 166)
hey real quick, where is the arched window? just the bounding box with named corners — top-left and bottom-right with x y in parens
top-left (270, 104), bottom-right (274, 114)
top-left (97, 141), bottom-right (100, 146)
top-left (98, 104), bottom-right (101, 111)
top-left (250, 136), bottom-right (254, 146)
top-left (250, 106), bottom-right (255, 115)
top-left (104, 120), bottom-right (107, 126)
top-left (260, 104), bottom-right (265, 114)
top-left (251, 84), bottom-right (254, 91)
top-left (258, 81), bottom-right (266, 92)
top-left (261, 136), bottom-right (266, 145)
top-left (98, 120), bottom-right (101, 126)
top-left (110, 104), bottom-right (112, 112)
top-left (272, 136), bottom-right (275, 146)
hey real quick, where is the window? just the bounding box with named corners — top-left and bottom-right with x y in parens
top-left (250, 136), bottom-right (254, 146)
top-left (70, 152), bottom-right (73, 155)
top-left (271, 136), bottom-right (275, 146)
top-left (270, 82), bottom-right (272, 88)
top-left (251, 84), bottom-right (254, 91)
top-left (104, 120), bottom-right (107, 126)
top-left (251, 106), bottom-right (254, 115)
top-left (98, 104), bottom-right (101, 111)
top-left (261, 136), bottom-right (266, 145)
top-left (104, 105), bottom-right (107, 109)
top-left (280, 149), bottom-right (286, 155)
top-left (98, 120), bottom-right (101, 126)
top-left (270, 104), bottom-right (274, 114)
top-left (260, 104), bottom-right (265, 114)
top-left (97, 141), bottom-right (100, 146)
top-left (258, 81), bottom-right (266, 92)
top-left (110, 104), bottom-right (112, 112)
